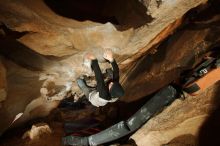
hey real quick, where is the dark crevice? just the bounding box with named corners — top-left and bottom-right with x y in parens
top-left (44, 0), bottom-right (153, 28)
top-left (0, 24), bottom-right (28, 39)
top-left (44, 0), bottom-right (119, 24)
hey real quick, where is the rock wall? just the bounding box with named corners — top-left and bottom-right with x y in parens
top-left (0, 0), bottom-right (209, 135)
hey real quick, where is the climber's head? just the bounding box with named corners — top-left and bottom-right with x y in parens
top-left (109, 82), bottom-right (125, 98)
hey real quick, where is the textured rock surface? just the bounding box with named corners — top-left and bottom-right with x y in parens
top-left (0, 0), bottom-right (211, 136)
top-left (121, 20), bottom-right (220, 101)
top-left (0, 0), bottom-right (207, 58)
top-left (22, 123), bottom-right (52, 140)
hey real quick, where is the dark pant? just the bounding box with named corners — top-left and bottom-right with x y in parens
top-left (91, 59), bottom-right (111, 100)
top-left (77, 60), bottom-right (110, 100)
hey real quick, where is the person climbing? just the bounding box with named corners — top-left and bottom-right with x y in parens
top-left (77, 49), bottom-right (124, 107)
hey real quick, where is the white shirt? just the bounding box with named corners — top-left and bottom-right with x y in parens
top-left (88, 91), bottom-right (118, 107)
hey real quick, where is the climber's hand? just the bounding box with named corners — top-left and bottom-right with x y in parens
top-left (103, 49), bottom-right (114, 62)
top-left (85, 53), bottom-right (96, 61)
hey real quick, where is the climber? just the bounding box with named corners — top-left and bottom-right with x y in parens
top-left (76, 49), bottom-right (124, 107)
